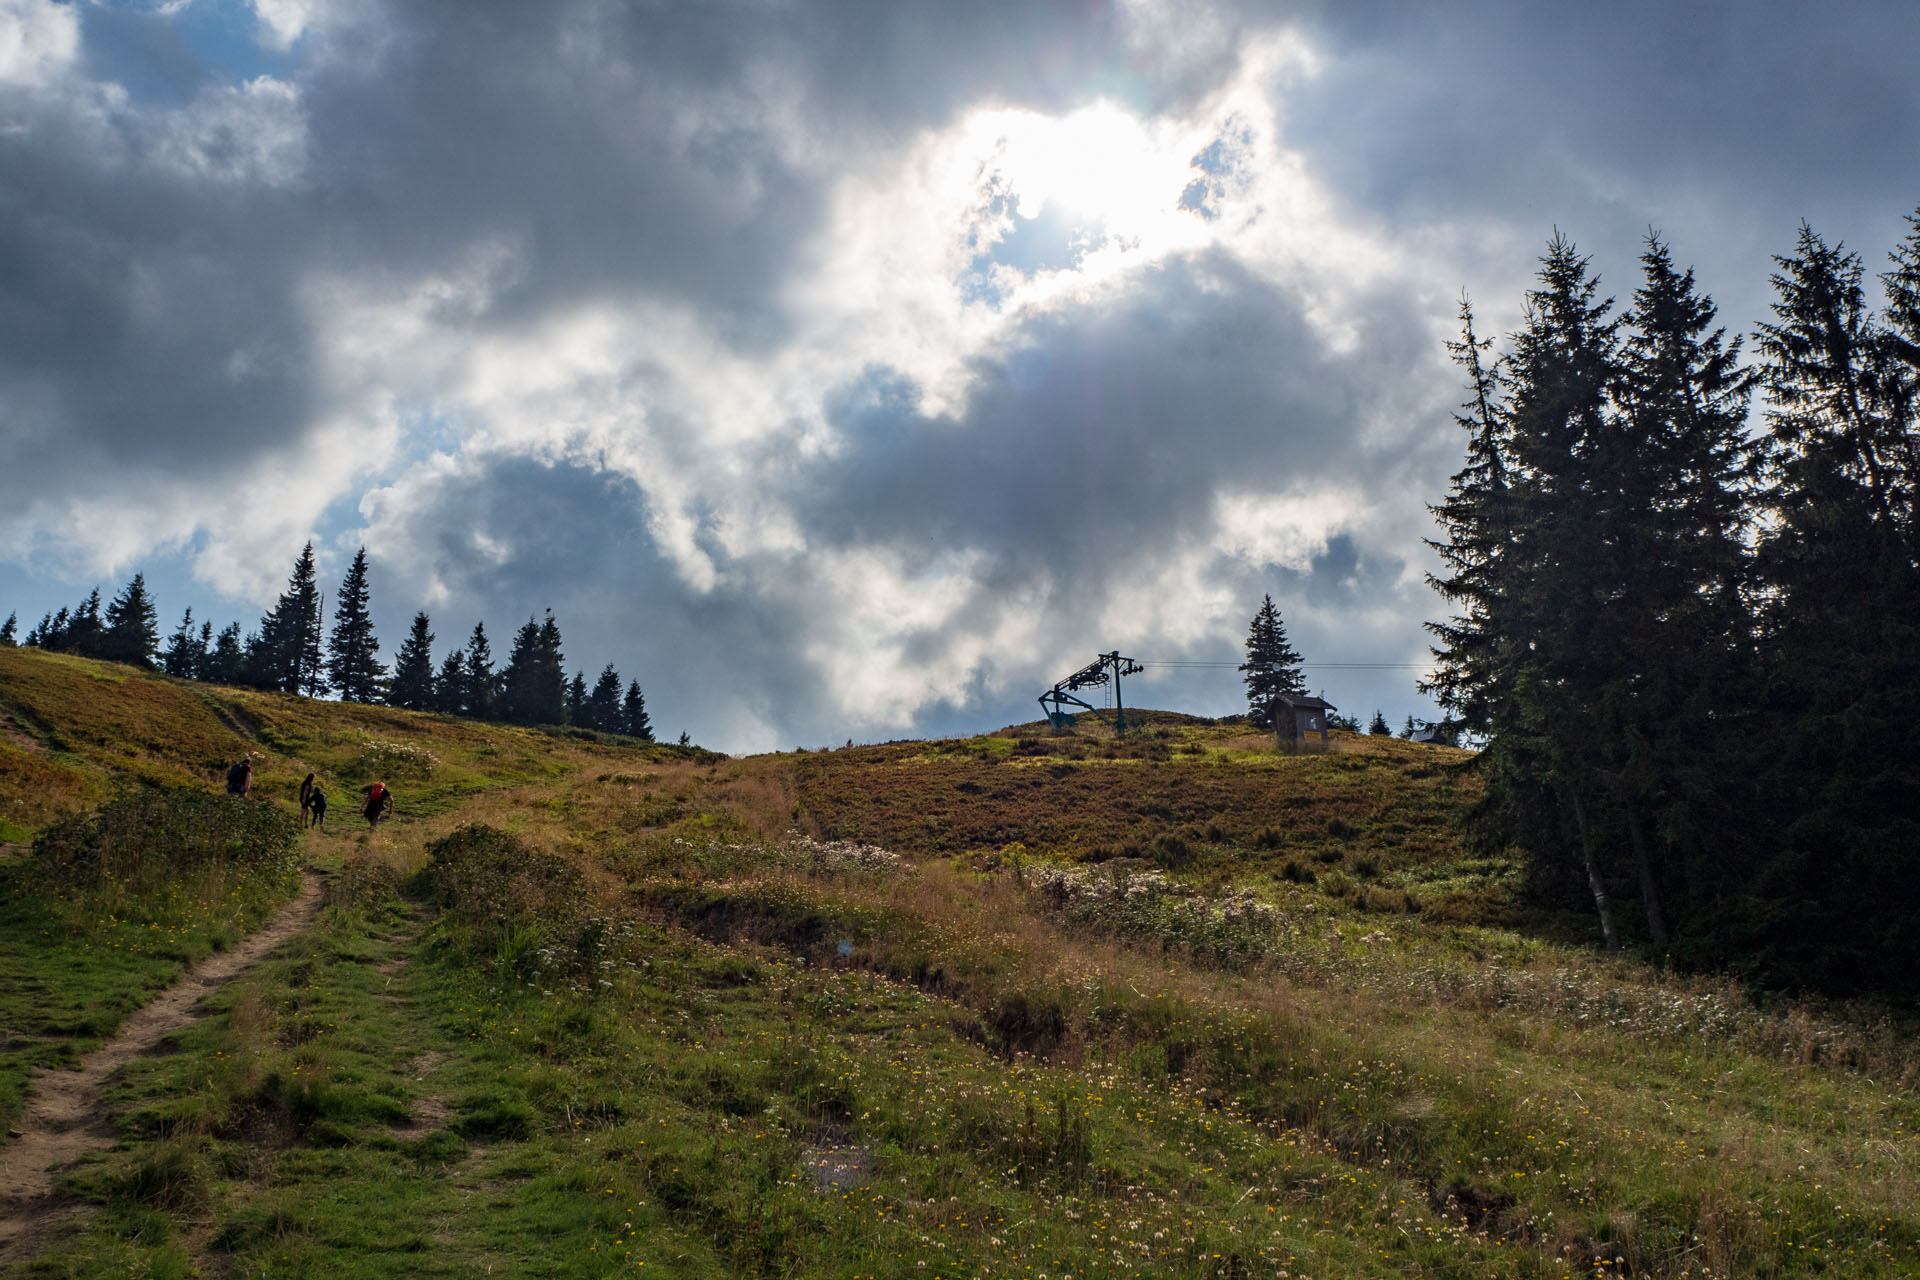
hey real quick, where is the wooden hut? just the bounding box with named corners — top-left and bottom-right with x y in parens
top-left (1273, 692), bottom-right (1336, 753)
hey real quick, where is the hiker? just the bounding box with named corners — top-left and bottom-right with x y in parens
top-left (225, 758), bottom-right (253, 797)
top-left (360, 780), bottom-right (393, 829)
top-left (300, 773), bottom-right (328, 829)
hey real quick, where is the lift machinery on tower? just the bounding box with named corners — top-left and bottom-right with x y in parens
top-left (1037, 651), bottom-right (1145, 734)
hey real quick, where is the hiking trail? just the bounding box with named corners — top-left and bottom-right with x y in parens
top-left (0, 870), bottom-right (326, 1261)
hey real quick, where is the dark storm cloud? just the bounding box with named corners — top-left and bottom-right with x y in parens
top-left (800, 249), bottom-right (1444, 577)
top-left (298, 0), bottom-right (1128, 333)
top-left (359, 454), bottom-right (849, 747)
top-left (1286, 0), bottom-right (1920, 222)
top-left (0, 0), bottom-right (1133, 541)
top-left (1275, 0), bottom-right (1920, 334)
top-left (5, 0), bottom-right (1916, 748)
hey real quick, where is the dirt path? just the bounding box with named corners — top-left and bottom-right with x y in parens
top-left (0, 871), bottom-right (326, 1261)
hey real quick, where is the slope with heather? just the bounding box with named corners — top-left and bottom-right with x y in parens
top-left (1, 646), bottom-right (1915, 1279)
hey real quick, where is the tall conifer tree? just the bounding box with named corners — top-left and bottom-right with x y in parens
top-left (160, 608), bottom-right (204, 677)
top-left (1238, 594), bottom-right (1303, 730)
top-left (1424, 296), bottom-right (1515, 741)
top-left (1745, 222), bottom-right (1920, 987)
top-left (585, 665), bottom-right (623, 732)
top-left (1597, 237), bottom-right (1759, 947)
top-left (205, 623), bottom-right (245, 685)
top-left (622, 680), bottom-right (653, 741)
top-left (387, 612), bottom-right (438, 711)
top-left (253, 544), bottom-right (325, 694)
top-left (1472, 234), bottom-right (1624, 948)
top-left (463, 622), bottom-right (496, 719)
top-left (499, 613), bottom-right (566, 724)
top-left (100, 574), bottom-right (160, 667)
top-left (325, 547), bottom-right (385, 702)
top-left (434, 648), bottom-right (467, 714)
top-left (64, 589), bottom-right (104, 658)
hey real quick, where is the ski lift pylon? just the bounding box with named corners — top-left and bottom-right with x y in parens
top-left (1037, 651), bottom-right (1145, 734)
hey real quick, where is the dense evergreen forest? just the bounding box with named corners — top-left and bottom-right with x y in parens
top-left (4, 545), bottom-right (655, 740)
top-left (1427, 207), bottom-right (1920, 997)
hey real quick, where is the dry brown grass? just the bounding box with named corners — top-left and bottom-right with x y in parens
top-left (7, 647), bottom-right (1917, 1278)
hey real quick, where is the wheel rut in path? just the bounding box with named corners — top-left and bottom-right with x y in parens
top-left (0, 871), bottom-right (327, 1260)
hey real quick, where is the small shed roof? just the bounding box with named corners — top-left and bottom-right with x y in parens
top-left (1274, 693), bottom-right (1336, 711)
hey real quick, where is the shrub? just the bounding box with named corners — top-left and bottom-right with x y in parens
top-left (28, 787), bottom-right (299, 894)
top-left (323, 853), bottom-right (405, 908)
top-left (348, 737), bottom-right (438, 781)
top-left (1021, 863), bottom-right (1297, 966)
top-left (427, 824), bottom-right (586, 935)
top-left (427, 824), bottom-right (643, 987)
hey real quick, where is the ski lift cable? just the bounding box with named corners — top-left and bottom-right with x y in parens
top-left (1136, 660), bottom-right (1429, 670)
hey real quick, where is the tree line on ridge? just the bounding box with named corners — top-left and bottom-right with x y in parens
top-left (3, 545), bottom-right (655, 741)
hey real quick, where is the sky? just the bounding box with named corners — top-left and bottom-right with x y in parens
top-left (2, 0), bottom-right (1917, 753)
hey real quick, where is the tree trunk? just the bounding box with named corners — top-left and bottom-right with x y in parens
top-left (1625, 805), bottom-right (1671, 952)
top-left (1565, 784), bottom-right (1621, 951)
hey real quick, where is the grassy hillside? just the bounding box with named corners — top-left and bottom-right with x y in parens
top-left (1, 646), bottom-right (1915, 1279)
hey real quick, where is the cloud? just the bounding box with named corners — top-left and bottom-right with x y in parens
top-left (3, 0), bottom-right (1915, 749)
top-left (0, 0), bottom-right (77, 89)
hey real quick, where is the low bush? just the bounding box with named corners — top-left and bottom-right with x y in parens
top-left (28, 787), bottom-right (299, 894)
top-left (426, 823), bottom-right (642, 987)
top-left (1021, 863), bottom-right (1296, 966)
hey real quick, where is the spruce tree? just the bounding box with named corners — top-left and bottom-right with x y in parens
top-left (433, 648), bottom-right (467, 714)
top-left (325, 547), bottom-right (385, 702)
top-left (1468, 234), bottom-right (1625, 949)
top-left (1368, 710), bottom-right (1390, 735)
top-left (205, 623), bottom-right (245, 685)
top-left (622, 680), bottom-right (653, 741)
top-left (565, 670), bottom-right (588, 725)
top-left (1594, 236), bottom-right (1760, 949)
top-left (1238, 594), bottom-right (1303, 730)
top-left (191, 620), bottom-right (214, 679)
top-left (101, 573), bottom-right (160, 668)
top-left (387, 612), bottom-right (437, 711)
top-left (1424, 295), bottom-right (1516, 741)
top-left (463, 623), bottom-right (496, 719)
top-left (255, 544), bottom-right (325, 694)
top-left (1745, 221), bottom-right (1920, 988)
top-left (499, 614), bottom-right (565, 724)
top-left (161, 608), bottom-right (204, 677)
top-left (0, 612), bottom-right (15, 646)
top-left (585, 665), bottom-right (623, 732)
top-left (1883, 204), bottom-right (1920, 392)
top-left (498, 618), bottom-right (542, 723)
top-left (537, 612), bottom-right (568, 722)
top-left (64, 589), bottom-right (104, 658)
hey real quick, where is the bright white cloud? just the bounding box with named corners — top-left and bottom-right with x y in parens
top-left (0, 0), bottom-right (76, 89)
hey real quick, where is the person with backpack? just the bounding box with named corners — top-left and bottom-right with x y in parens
top-left (360, 780), bottom-right (393, 829)
top-left (225, 758), bottom-right (253, 797)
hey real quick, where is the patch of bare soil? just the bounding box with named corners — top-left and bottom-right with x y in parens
top-left (799, 1139), bottom-right (872, 1191)
top-left (0, 714), bottom-right (44, 753)
top-left (0, 871), bottom-right (326, 1263)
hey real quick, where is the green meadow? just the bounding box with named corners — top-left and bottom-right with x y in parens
top-left (1, 646), bottom-right (1914, 1279)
